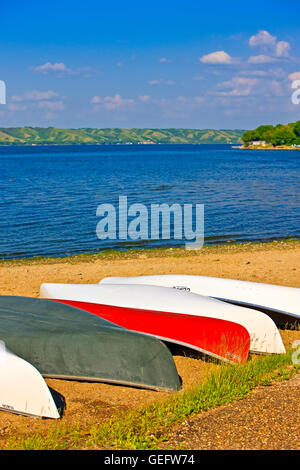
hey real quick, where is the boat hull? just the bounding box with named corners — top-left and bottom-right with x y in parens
top-left (51, 299), bottom-right (251, 364)
top-left (40, 283), bottom-right (285, 354)
top-left (100, 275), bottom-right (300, 328)
top-left (0, 296), bottom-right (181, 392)
top-left (0, 342), bottom-right (60, 419)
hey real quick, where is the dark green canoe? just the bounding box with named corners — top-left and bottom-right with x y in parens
top-left (0, 296), bottom-right (181, 391)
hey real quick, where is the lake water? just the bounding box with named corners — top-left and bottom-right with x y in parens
top-left (0, 144), bottom-right (299, 259)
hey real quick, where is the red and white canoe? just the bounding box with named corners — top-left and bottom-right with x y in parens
top-left (49, 298), bottom-right (251, 364)
top-left (100, 275), bottom-right (300, 327)
top-left (40, 283), bottom-right (285, 355)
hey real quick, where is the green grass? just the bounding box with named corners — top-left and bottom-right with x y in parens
top-left (1, 238), bottom-right (299, 266)
top-left (4, 350), bottom-right (299, 450)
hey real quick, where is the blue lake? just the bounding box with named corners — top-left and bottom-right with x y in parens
top-left (0, 144), bottom-right (299, 259)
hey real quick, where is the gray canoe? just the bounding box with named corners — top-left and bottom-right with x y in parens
top-left (0, 296), bottom-right (181, 392)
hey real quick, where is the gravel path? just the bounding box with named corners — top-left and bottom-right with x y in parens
top-left (164, 374), bottom-right (300, 450)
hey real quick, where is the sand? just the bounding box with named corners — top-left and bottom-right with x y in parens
top-left (0, 240), bottom-right (299, 447)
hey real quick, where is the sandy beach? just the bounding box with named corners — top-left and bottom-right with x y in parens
top-left (0, 240), bottom-right (299, 447)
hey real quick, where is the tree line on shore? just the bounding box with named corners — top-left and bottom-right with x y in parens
top-left (242, 121), bottom-right (300, 147)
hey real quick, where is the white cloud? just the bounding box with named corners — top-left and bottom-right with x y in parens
top-left (8, 103), bottom-right (27, 111)
top-left (159, 57), bottom-right (171, 63)
top-left (148, 78), bottom-right (175, 86)
top-left (217, 77), bottom-right (259, 97)
top-left (37, 100), bottom-right (65, 111)
top-left (148, 79), bottom-right (162, 85)
top-left (248, 55), bottom-right (277, 64)
top-left (32, 62), bottom-right (101, 78)
top-left (249, 30), bottom-right (291, 61)
top-left (76, 66), bottom-right (103, 78)
top-left (8, 89), bottom-right (65, 115)
top-left (91, 94), bottom-right (135, 111)
top-left (33, 62), bottom-right (73, 75)
top-left (215, 72), bottom-right (287, 104)
top-left (91, 96), bottom-right (101, 104)
top-left (240, 69), bottom-right (269, 77)
top-left (239, 68), bottom-right (285, 78)
top-left (199, 51), bottom-right (232, 64)
top-left (249, 30), bottom-right (277, 48)
top-left (194, 96), bottom-right (205, 104)
top-left (288, 71), bottom-right (300, 81)
top-left (275, 41), bottom-right (290, 58)
top-left (138, 95), bottom-right (151, 102)
top-left (11, 90), bottom-right (59, 102)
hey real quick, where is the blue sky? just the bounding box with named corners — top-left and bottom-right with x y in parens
top-left (1, 0), bottom-right (300, 129)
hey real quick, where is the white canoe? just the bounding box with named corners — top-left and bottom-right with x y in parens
top-left (40, 283), bottom-right (285, 355)
top-left (0, 341), bottom-right (60, 419)
top-left (100, 275), bottom-right (300, 326)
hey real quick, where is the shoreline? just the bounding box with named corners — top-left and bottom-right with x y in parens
top-left (0, 142), bottom-right (238, 147)
top-left (2, 143), bottom-right (299, 150)
top-left (1, 240), bottom-right (299, 300)
top-left (1, 238), bottom-right (299, 266)
top-left (240, 145), bottom-right (300, 150)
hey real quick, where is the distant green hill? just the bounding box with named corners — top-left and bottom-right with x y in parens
top-left (0, 127), bottom-right (244, 145)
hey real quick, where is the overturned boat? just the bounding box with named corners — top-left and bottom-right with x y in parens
top-left (40, 283), bottom-right (285, 355)
top-left (100, 275), bottom-right (300, 327)
top-left (49, 298), bottom-right (251, 365)
top-left (0, 296), bottom-right (181, 392)
top-left (0, 341), bottom-right (60, 419)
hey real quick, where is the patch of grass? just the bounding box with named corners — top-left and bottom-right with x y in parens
top-left (4, 350), bottom-right (298, 450)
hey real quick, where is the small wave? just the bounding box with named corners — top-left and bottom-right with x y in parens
top-left (150, 185), bottom-right (175, 191)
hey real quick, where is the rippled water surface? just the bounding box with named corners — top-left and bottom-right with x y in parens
top-left (0, 144), bottom-right (299, 259)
